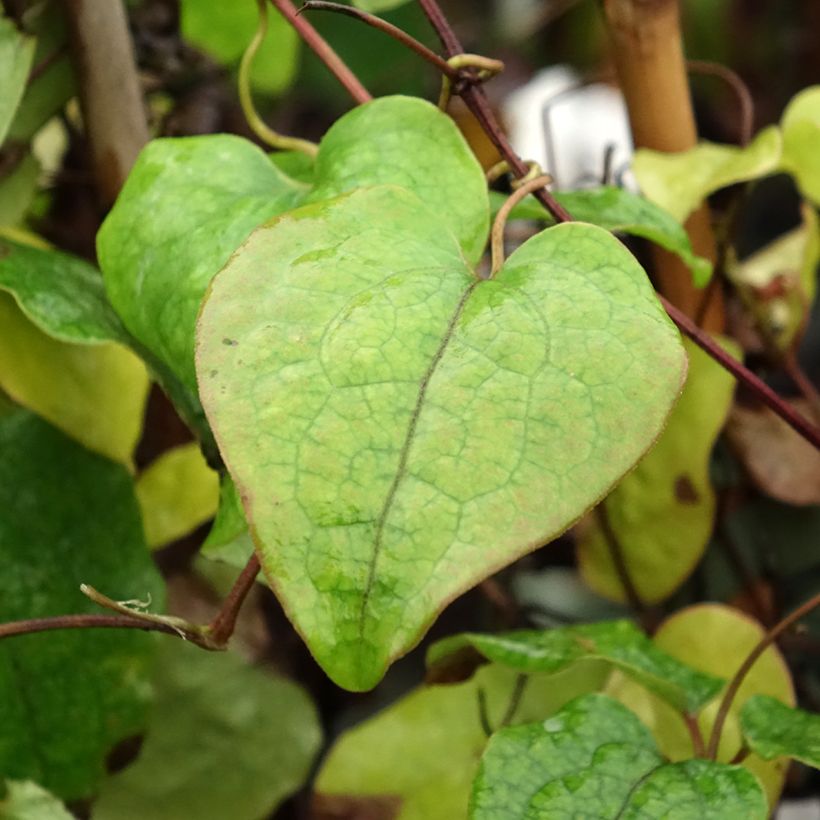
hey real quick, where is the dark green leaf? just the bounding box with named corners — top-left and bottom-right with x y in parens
top-left (0, 410), bottom-right (165, 799)
top-left (92, 642), bottom-right (321, 820)
top-left (740, 695), bottom-right (820, 768)
top-left (490, 186), bottom-right (712, 285)
top-left (428, 620), bottom-right (724, 714)
top-left (471, 693), bottom-right (767, 819)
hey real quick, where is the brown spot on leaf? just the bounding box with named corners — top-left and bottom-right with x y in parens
top-left (674, 475), bottom-right (700, 504)
top-left (424, 645), bottom-right (487, 684)
top-left (310, 794), bottom-right (402, 820)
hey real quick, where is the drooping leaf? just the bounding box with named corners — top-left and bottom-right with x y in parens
top-left (605, 604), bottom-right (795, 808)
top-left (0, 780), bottom-right (73, 820)
top-left (740, 695), bottom-right (820, 768)
top-left (0, 237), bottom-right (131, 345)
top-left (0, 14), bottom-right (35, 145)
top-left (427, 620), bottom-right (723, 714)
top-left (197, 185), bottom-right (685, 690)
top-left (0, 410), bottom-right (165, 799)
top-left (781, 86), bottom-right (820, 206)
top-left (314, 662), bottom-right (609, 820)
top-left (92, 642), bottom-right (321, 820)
top-left (489, 186), bottom-right (712, 285)
top-left (471, 693), bottom-right (767, 819)
top-left (136, 443), bottom-right (219, 549)
top-left (99, 96), bottom-right (488, 394)
top-left (0, 293), bottom-right (148, 465)
top-left (578, 339), bottom-right (738, 603)
top-left (632, 126), bottom-right (782, 222)
top-left (180, 0), bottom-right (299, 95)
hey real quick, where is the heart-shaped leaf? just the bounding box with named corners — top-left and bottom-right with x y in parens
top-left (471, 693), bottom-right (767, 819)
top-left (740, 695), bottom-right (820, 769)
top-left (427, 620), bottom-right (724, 714)
top-left (98, 96), bottom-right (487, 396)
top-left (196, 184), bottom-right (685, 690)
top-left (489, 186), bottom-right (712, 285)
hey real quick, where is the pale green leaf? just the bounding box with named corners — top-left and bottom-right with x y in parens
top-left (201, 474), bottom-right (255, 568)
top-left (196, 185), bottom-right (685, 690)
top-left (92, 642), bottom-right (321, 820)
top-left (632, 126), bottom-right (782, 222)
top-left (136, 442), bottom-right (219, 549)
top-left (0, 152), bottom-right (39, 227)
top-left (427, 620), bottom-right (723, 714)
top-left (578, 338), bottom-right (738, 603)
top-left (352, 0), bottom-right (413, 12)
top-left (741, 695), bottom-right (820, 768)
top-left (99, 96), bottom-right (487, 395)
top-left (0, 293), bottom-right (148, 465)
top-left (471, 692), bottom-right (766, 819)
top-left (314, 662), bottom-right (608, 820)
top-left (489, 186), bottom-right (712, 285)
top-left (0, 781), bottom-right (73, 820)
top-left (0, 15), bottom-right (35, 145)
top-left (781, 86), bottom-right (820, 206)
top-left (605, 604), bottom-right (795, 809)
top-left (0, 410), bottom-right (165, 799)
top-left (180, 0), bottom-right (298, 95)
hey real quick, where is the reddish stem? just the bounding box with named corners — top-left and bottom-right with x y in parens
top-left (270, 0), bottom-right (371, 104)
top-left (207, 553), bottom-right (261, 645)
top-left (0, 614), bottom-right (183, 640)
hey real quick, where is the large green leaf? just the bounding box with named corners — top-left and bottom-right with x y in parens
top-left (471, 693), bottom-right (766, 819)
top-left (0, 781), bottom-right (73, 820)
top-left (740, 695), bottom-right (820, 769)
top-left (0, 237), bottom-right (131, 345)
top-left (0, 15), bottom-right (35, 145)
top-left (196, 184), bottom-right (685, 690)
top-left (0, 293), bottom-right (148, 464)
top-left (578, 338), bottom-right (737, 603)
top-left (99, 96), bottom-right (488, 395)
top-left (489, 186), bottom-right (712, 285)
top-left (0, 410), bottom-right (165, 799)
top-left (180, 0), bottom-right (298, 95)
top-left (781, 86), bottom-right (820, 206)
top-left (633, 126), bottom-right (782, 222)
top-left (92, 642), bottom-right (321, 820)
top-left (605, 604), bottom-right (795, 808)
top-left (427, 620), bottom-right (723, 714)
top-left (314, 662), bottom-right (608, 820)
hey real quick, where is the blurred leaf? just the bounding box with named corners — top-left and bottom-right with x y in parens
top-left (197, 188), bottom-right (685, 690)
top-left (727, 399), bottom-right (820, 506)
top-left (0, 14), bottom-right (35, 145)
top-left (99, 97), bottom-right (488, 396)
top-left (605, 604), bottom-right (795, 809)
top-left (180, 0), bottom-right (298, 95)
top-left (471, 693), bottom-right (766, 819)
top-left (741, 695), bottom-right (820, 768)
top-left (0, 151), bottom-right (39, 227)
top-left (578, 338), bottom-right (738, 603)
top-left (0, 780), bottom-right (73, 820)
top-left (633, 126), bottom-right (782, 222)
top-left (314, 662), bottom-right (609, 820)
top-left (136, 443), bottom-right (219, 549)
top-left (781, 86), bottom-right (820, 206)
top-left (352, 0), bottom-right (413, 11)
top-left (92, 642), bottom-right (321, 820)
top-left (0, 293), bottom-right (148, 465)
top-left (201, 475), bottom-right (255, 568)
top-left (490, 186), bottom-right (712, 285)
top-left (0, 237), bottom-right (131, 344)
top-left (427, 620), bottom-right (724, 714)
top-left (0, 410), bottom-right (165, 799)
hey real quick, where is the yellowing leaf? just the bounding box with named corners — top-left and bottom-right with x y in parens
top-left (0, 293), bottom-right (148, 465)
top-left (136, 443), bottom-right (219, 549)
top-left (605, 604), bottom-right (795, 809)
top-left (781, 86), bottom-right (820, 206)
top-left (578, 338), bottom-right (737, 603)
top-left (633, 126), bottom-right (782, 223)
